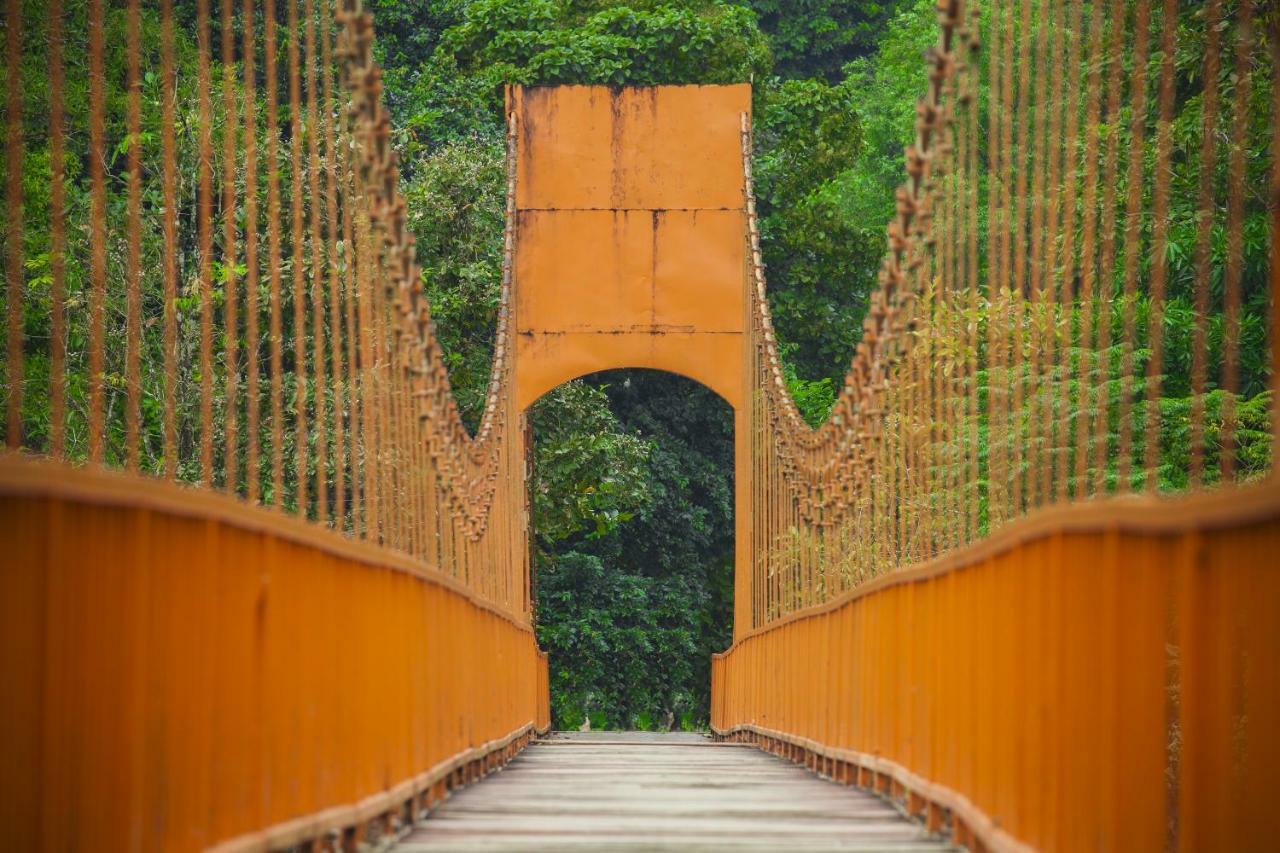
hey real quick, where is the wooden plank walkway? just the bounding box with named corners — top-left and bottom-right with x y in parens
top-left (396, 732), bottom-right (954, 851)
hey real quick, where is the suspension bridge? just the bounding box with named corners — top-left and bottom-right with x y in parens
top-left (2, 0), bottom-right (1279, 850)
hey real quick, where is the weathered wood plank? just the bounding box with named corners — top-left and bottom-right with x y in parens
top-left (395, 732), bottom-right (953, 852)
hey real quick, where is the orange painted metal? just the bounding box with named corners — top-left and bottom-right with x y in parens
top-left (711, 483), bottom-right (1280, 852)
top-left (0, 456), bottom-right (550, 851)
top-left (510, 84), bottom-right (750, 411)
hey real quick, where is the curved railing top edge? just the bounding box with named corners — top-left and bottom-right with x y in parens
top-left (726, 473), bottom-right (1280, 647)
top-left (0, 452), bottom-right (539, 636)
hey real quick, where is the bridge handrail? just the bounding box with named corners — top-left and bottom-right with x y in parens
top-left (0, 0), bottom-right (531, 615)
top-left (715, 475), bottom-right (1280, 850)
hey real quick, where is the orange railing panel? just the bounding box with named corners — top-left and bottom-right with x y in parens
top-left (712, 486), bottom-right (1280, 852)
top-left (0, 456), bottom-right (549, 851)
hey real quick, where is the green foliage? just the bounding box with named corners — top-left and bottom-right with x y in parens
top-left (533, 372), bottom-right (734, 729)
top-left (736, 2), bottom-right (932, 398)
top-left (366, 0), bottom-right (465, 74)
top-left (778, 343), bottom-right (836, 429)
top-left (373, 0), bottom-right (771, 148)
top-left (745, 0), bottom-right (902, 81)
top-left (445, 0), bottom-right (771, 91)
top-left (537, 550), bottom-right (706, 730)
top-left (753, 76), bottom-right (879, 385)
top-left (831, 0), bottom-right (936, 228)
top-left (745, 0), bottom-right (936, 407)
top-left (756, 78), bottom-right (862, 202)
top-left (912, 295), bottom-right (1274, 547)
top-left (403, 138), bottom-right (508, 427)
top-left (1116, 0), bottom-right (1273, 399)
top-left (1151, 391), bottom-right (1272, 491)
top-left (531, 381), bottom-right (653, 544)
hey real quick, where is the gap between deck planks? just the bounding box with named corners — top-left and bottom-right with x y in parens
top-left (394, 731), bottom-right (955, 852)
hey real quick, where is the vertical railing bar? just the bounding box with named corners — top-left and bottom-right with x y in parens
top-left (124, 0), bottom-right (144, 471)
top-left (220, 0), bottom-right (242, 491)
top-left (244, 0), bottom-right (262, 503)
top-left (1090, 0), bottom-right (1129, 497)
top-left (161, 0), bottom-right (179, 479)
top-left (1054, 0), bottom-right (1085, 503)
top-left (321, 2), bottom-right (347, 529)
top-left (357, 203), bottom-right (377, 541)
top-left (88, 0), bottom-right (109, 464)
top-left (265, 0), bottom-right (286, 506)
top-left (197, 0), bottom-right (216, 484)
top-left (1270, 5), bottom-right (1280, 478)
top-left (1029, 0), bottom-right (1061, 510)
top-left (941, 128), bottom-right (956, 557)
top-left (995, 0), bottom-right (1017, 525)
top-left (49, 0), bottom-right (67, 458)
top-left (304, 0), bottom-right (329, 523)
top-left (288, 0), bottom-right (310, 516)
top-left (1115, 0), bottom-right (1152, 493)
top-left (1143, 0), bottom-right (1179, 493)
top-left (1072, 0), bottom-right (1107, 497)
top-left (1188, 0), bottom-right (1224, 486)
top-left (982, 0), bottom-right (1001, 536)
top-left (340, 89), bottom-right (363, 535)
top-left (1220, 0), bottom-right (1256, 483)
top-left (957, 29), bottom-right (977, 553)
top-left (3, 0), bottom-right (22, 449)
top-left (966, 5), bottom-right (981, 542)
top-left (1008, 0), bottom-right (1033, 520)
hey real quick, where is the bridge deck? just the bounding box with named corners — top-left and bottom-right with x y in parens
top-left (396, 732), bottom-right (952, 852)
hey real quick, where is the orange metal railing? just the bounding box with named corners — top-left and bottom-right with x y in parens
top-left (0, 0), bottom-right (547, 848)
top-left (713, 485), bottom-right (1280, 851)
top-left (0, 455), bottom-right (549, 851)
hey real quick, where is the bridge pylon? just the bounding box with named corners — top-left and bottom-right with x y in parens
top-left (509, 84), bottom-right (757, 637)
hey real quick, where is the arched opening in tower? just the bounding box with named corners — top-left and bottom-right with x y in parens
top-left (527, 368), bottom-right (734, 732)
